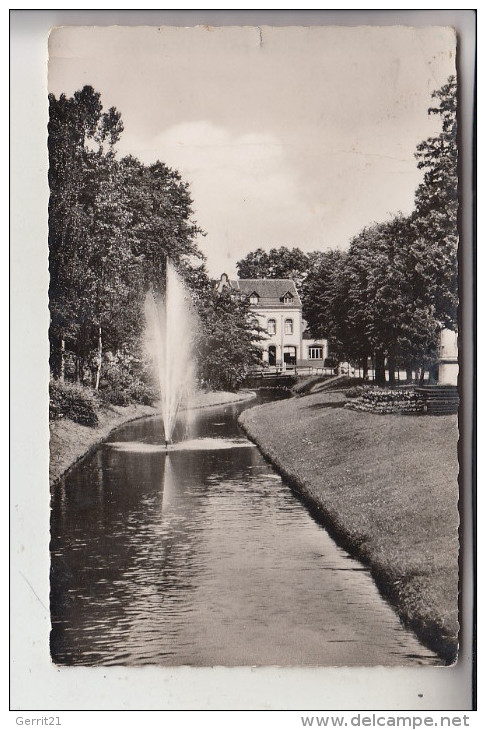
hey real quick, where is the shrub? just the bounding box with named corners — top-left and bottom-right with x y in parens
top-left (49, 379), bottom-right (99, 426)
top-left (99, 376), bottom-right (157, 407)
top-left (96, 349), bottom-right (158, 407)
top-left (99, 387), bottom-right (131, 407)
top-left (128, 380), bottom-right (158, 406)
top-left (345, 385), bottom-right (368, 399)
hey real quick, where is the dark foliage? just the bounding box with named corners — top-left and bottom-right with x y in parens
top-left (195, 286), bottom-right (263, 391)
top-left (236, 246), bottom-right (315, 291)
top-left (49, 380), bottom-right (99, 426)
top-left (48, 85), bottom-right (257, 400)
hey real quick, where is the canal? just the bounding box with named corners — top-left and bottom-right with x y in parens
top-left (50, 392), bottom-right (440, 666)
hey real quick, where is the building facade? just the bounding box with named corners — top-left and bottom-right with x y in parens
top-left (216, 274), bottom-right (328, 369)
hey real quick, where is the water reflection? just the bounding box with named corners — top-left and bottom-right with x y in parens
top-left (50, 394), bottom-right (440, 666)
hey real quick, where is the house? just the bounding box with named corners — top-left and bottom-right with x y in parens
top-left (216, 274), bottom-right (328, 370)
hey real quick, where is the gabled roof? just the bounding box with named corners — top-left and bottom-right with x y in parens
top-left (234, 278), bottom-right (302, 308)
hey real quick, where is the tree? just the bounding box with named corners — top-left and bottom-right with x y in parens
top-left (345, 217), bottom-right (418, 384)
top-left (303, 214), bottom-right (448, 384)
top-left (124, 158), bottom-right (205, 291)
top-left (343, 214), bottom-right (453, 385)
top-left (48, 86), bottom-right (124, 381)
top-left (236, 246), bottom-right (310, 290)
top-left (303, 78), bottom-right (458, 385)
top-left (195, 286), bottom-right (263, 391)
top-left (48, 86), bottom-right (207, 390)
top-left (413, 75), bottom-right (458, 329)
top-left (301, 250), bottom-right (350, 358)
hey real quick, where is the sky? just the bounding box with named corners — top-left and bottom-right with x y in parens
top-left (48, 25), bottom-right (456, 277)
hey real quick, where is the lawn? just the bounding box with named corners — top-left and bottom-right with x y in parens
top-left (239, 389), bottom-right (459, 663)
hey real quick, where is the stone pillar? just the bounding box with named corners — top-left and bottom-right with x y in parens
top-left (438, 329), bottom-right (459, 386)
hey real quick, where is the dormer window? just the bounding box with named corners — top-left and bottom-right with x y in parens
top-left (282, 292), bottom-right (294, 304)
top-left (249, 292), bottom-right (259, 305)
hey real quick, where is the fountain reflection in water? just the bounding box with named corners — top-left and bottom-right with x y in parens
top-left (144, 260), bottom-right (196, 446)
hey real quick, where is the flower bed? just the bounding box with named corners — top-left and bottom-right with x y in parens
top-left (344, 386), bottom-right (426, 414)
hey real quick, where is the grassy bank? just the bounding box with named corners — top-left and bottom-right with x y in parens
top-left (239, 390), bottom-right (459, 663)
top-left (50, 389), bottom-right (255, 486)
top-left (49, 401), bottom-right (156, 485)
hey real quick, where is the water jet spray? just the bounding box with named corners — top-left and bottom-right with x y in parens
top-left (144, 258), bottom-right (196, 446)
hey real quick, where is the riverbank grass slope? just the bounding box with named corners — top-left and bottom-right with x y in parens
top-left (239, 390), bottom-right (459, 663)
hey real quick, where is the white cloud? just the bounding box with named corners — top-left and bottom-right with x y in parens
top-left (51, 25), bottom-right (456, 278)
top-left (118, 120), bottom-right (423, 277)
top-left (121, 121), bottom-right (329, 276)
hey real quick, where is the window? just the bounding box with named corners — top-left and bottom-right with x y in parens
top-left (284, 319), bottom-right (293, 335)
top-left (308, 346), bottom-right (323, 359)
top-left (249, 292), bottom-right (259, 304)
top-left (283, 293), bottom-right (294, 304)
top-left (267, 319), bottom-right (276, 335)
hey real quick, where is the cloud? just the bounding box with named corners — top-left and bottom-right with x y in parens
top-left (118, 120), bottom-right (423, 277)
top-left (51, 26), bottom-right (456, 278)
top-left (121, 121), bottom-right (327, 275)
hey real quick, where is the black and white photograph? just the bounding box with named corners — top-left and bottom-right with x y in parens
top-left (10, 10), bottom-right (476, 713)
top-left (46, 22), bottom-right (461, 669)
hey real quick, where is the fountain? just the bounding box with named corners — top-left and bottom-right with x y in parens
top-left (107, 259), bottom-right (254, 455)
top-left (144, 260), bottom-right (196, 447)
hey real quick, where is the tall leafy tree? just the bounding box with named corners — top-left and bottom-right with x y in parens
top-left (195, 286), bottom-right (262, 391)
top-left (48, 87), bottom-right (203, 385)
top-left (48, 86), bottom-right (124, 380)
top-left (413, 75), bottom-right (458, 329)
top-left (302, 78), bottom-right (458, 384)
top-left (301, 250), bottom-right (349, 358)
top-left (236, 246), bottom-right (311, 290)
top-left (344, 217), bottom-right (426, 384)
top-left (125, 159), bottom-right (205, 291)
top-left (49, 85), bottom-right (260, 396)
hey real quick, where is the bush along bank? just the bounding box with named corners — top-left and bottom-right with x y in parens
top-left (49, 379), bottom-right (101, 426)
top-left (239, 390), bottom-right (459, 664)
top-left (49, 397), bottom-right (157, 486)
top-left (49, 378), bottom-right (158, 485)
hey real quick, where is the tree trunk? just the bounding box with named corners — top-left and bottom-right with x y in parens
top-left (60, 338), bottom-right (65, 383)
top-left (95, 326), bottom-right (102, 391)
top-left (375, 353), bottom-right (386, 386)
top-left (406, 366), bottom-right (413, 383)
top-left (388, 354), bottom-right (396, 387)
top-left (362, 356), bottom-right (368, 381)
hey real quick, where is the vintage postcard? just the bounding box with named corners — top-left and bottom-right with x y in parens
top-left (46, 24), bottom-right (459, 669)
top-left (11, 14), bottom-right (477, 713)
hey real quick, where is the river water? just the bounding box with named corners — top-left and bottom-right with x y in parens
top-left (50, 393), bottom-right (440, 667)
